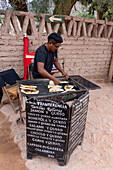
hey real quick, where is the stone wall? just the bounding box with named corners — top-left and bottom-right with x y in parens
top-left (0, 10), bottom-right (113, 79)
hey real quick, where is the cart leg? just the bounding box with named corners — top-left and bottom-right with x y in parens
top-left (79, 134), bottom-right (84, 145)
top-left (57, 153), bottom-right (70, 166)
top-left (57, 159), bottom-right (65, 166)
top-left (79, 140), bottom-right (83, 145)
top-left (64, 153), bottom-right (70, 165)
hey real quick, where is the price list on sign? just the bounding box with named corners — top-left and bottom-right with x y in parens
top-left (26, 99), bottom-right (70, 159)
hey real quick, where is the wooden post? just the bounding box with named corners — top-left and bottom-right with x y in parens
top-left (108, 50), bottom-right (113, 82)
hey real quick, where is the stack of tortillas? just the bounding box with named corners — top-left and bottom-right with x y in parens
top-left (48, 80), bottom-right (76, 92)
top-left (20, 84), bottom-right (39, 94)
top-left (64, 85), bottom-right (75, 91)
top-left (48, 80), bottom-right (64, 92)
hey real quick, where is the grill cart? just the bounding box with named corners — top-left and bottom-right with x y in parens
top-left (18, 75), bottom-right (100, 166)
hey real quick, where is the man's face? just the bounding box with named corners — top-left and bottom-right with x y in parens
top-left (49, 42), bottom-right (61, 52)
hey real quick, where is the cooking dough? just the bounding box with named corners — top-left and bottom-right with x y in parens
top-left (65, 89), bottom-right (76, 91)
top-left (20, 84), bottom-right (37, 88)
top-left (21, 89), bottom-right (39, 94)
top-left (64, 85), bottom-right (74, 90)
top-left (20, 86), bottom-right (36, 90)
top-left (48, 85), bottom-right (62, 89)
top-left (60, 81), bottom-right (68, 83)
top-left (49, 88), bottom-right (64, 92)
top-left (49, 80), bottom-right (54, 85)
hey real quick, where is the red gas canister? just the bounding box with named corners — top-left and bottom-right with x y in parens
top-left (23, 35), bottom-right (29, 80)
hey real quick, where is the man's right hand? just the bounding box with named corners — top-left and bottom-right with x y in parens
top-left (53, 78), bottom-right (60, 85)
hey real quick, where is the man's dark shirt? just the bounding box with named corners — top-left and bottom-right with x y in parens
top-left (32, 44), bottom-right (57, 79)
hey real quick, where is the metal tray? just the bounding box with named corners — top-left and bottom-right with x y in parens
top-left (17, 78), bottom-right (87, 102)
top-left (56, 75), bottom-right (101, 90)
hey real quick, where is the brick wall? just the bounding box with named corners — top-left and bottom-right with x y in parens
top-left (0, 35), bottom-right (24, 77)
top-left (29, 36), bottom-right (113, 79)
top-left (59, 37), bottom-right (113, 79)
top-left (0, 10), bottom-right (113, 79)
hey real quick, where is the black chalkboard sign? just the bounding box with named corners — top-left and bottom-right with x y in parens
top-left (26, 91), bottom-right (89, 166)
top-left (26, 99), bottom-right (70, 159)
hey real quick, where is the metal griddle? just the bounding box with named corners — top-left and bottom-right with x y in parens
top-left (18, 77), bottom-right (87, 102)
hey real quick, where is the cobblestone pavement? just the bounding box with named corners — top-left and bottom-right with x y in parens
top-left (0, 81), bottom-right (113, 170)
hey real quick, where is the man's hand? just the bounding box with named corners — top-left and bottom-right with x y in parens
top-left (62, 71), bottom-right (69, 79)
top-left (53, 78), bottom-right (60, 85)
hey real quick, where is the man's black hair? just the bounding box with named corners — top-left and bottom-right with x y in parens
top-left (48, 32), bottom-right (63, 44)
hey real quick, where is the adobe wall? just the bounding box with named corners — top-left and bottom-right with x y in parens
top-left (0, 10), bottom-right (113, 79)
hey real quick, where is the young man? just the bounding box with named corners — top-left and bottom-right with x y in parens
top-left (32, 32), bottom-right (69, 85)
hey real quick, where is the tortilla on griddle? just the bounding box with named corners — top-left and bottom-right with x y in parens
top-left (65, 89), bottom-right (76, 91)
top-left (49, 88), bottom-right (64, 92)
top-left (20, 84), bottom-right (37, 88)
top-left (64, 85), bottom-right (74, 90)
top-left (48, 85), bottom-right (62, 89)
top-left (60, 81), bottom-right (68, 83)
top-left (20, 86), bottom-right (36, 90)
top-left (21, 89), bottom-right (39, 94)
top-left (49, 80), bottom-right (54, 85)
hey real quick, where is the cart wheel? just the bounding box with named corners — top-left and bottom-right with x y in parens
top-left (58, 160), bottom-right (65, 166)
top-left (27, 153), bottom-right (32, 159)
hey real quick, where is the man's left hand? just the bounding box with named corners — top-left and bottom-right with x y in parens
top-left (62, 71), bottom-right (69, 79)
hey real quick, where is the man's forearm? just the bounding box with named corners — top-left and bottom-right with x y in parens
top-left (38, 68), bottom-right (60, 84)
top-left (39, 68), bottom-right (55, 80)
top-left (54, 61), bottom-right (64, 74)
top-left (54, 60), bottom-right (69, 79)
